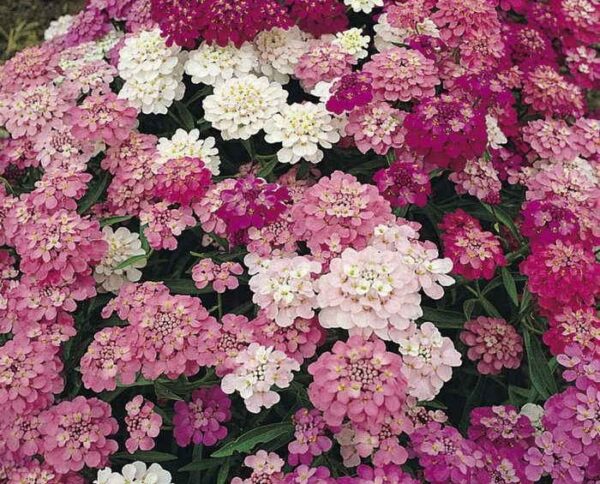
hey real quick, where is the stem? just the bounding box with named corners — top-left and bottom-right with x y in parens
top-left (217, 292), bottom-right (223, 319)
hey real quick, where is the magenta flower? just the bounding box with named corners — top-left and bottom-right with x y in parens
top-left (308, 335), bottom-right (407, 429)
top-left (68, 91), bottom-right (138, 147)
top-left (155, 156), bottom-right (212, 206)
top-left (150, 0), bottom-right (204, 48)
top-left (124, 395), bottom-right (162, 453)
top-left (173, 386), bottom-right (231, 447)
top-left (374, 159), bottom-right (431, 208)
top-left (285, 0), bottom-right (348, 36)
top-left (544, 306), bottom-right (600, 356)
top-left (231, 450), bottom-right (285, 484)
top-left (39, 396), bottom-right (118, 474)
top-left (63, 6), bottom-right (112, 47)
top-left (468, 405), bottom-right (535, 451)
top-left (326, 72), bottom-right (373, 115)
top-left (461, 317), bottom-right (523, 375)
top-left (288, 408), bottom-right (332, 466)
top-left (353, 464), bottom-right (420, 484)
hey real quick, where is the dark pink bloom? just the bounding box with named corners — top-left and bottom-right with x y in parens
top-left (285, 0), bottom-right (348, 36)
top-left (173, 386), bottom-right (231, 447)
top-left (468, 406), bottom-right (534, 451)
top-left (288, 408), bottom-right (332, 466)
top-left (544, 306), bottom-right (600, 356)
top-left (374, 159), bottom-right (431, 208)
top-left (63, 6), bottom-right (113, 47)
top-left (155, 156), bottom-right (212, 206)
top-left (326, 72), bottom-right (373, 115)
top-left (151, 0), bottom-right (204, 47)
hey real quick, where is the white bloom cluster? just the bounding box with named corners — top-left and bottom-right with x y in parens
top-left (221, 343), bottom-right (300, 413)
top-left (344, 0), bottom-right (384, 13)
top-left (253, 27), bottom-right (311, 84)
top-left (203, 74), bottom-right (288, 140)
top-left (95, 462), bottom-right (172, 484)
top-left (44, 14), bottom-right (74, 40)
top-left (373, 14), bottom-right (439, 52)
top-left (185, 42), bottom-right (258, 86)
top-left (156, 128), bottom-right (221, 174)
top-left (485, 114), bottom-right (508, 149)
top-left (94, 227), bottom-right (147, 293)
top-left (332, 28), bottom-right (371, 60)
top-left (118, 29), bottom-right (187, 114)
top-left (264, 103), bottom-right (342, 164)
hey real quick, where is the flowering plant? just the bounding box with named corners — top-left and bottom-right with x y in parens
top-left (0, 0), bottom-right (598, 482)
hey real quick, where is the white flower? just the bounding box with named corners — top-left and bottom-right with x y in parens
top-left (118, 28), bottom-right (186, 82)
top-left (119, 70), bottom-right (186, 115)
top-left (94, 227), bottom-right (147, 293)
top-left (344, 0), bottom-right (384, 13)
top-left (96, 30), bottom-right (124, 56)
top-left (185, 42), bottom-right (258, 86)
top-left (264, 103), bottom-right (341, 164)
top-left (253, 26), bottom-right (311, 84)
top-left (155, 128), bottom-right (221, 175)
top-left (332, 28), bottom-right (370, 60)
top-left (485, 114), bottom-right (508, 149)
top-left (95, 462), bottom-right (173, 484)
top-left (520, 403), bottom-right (544, 433)
top-left (373, 14), bottom-right (439, 52)
top-left (203, 74), bottom-right (287, 140)
top-left (44, 14), bottom-right (74, 40)
top-left (310, 80), bottom-right (335, 103)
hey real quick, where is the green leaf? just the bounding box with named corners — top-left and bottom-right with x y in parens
top-left (179, 457), bottom-right (229, 472)
top-left (420, 307), bottom-right (465, 328)
top-left (113, 451), bottom-right (178, 462)
top-left (257, 156), bottom-right (279, 178)
top-left (155, 381), bottom-right (183, 401)
top-left (216, 460), bottom-right (230, 484)
top-left (463, 299), bottom-right (477, 320)
top-left (211, 423), bottom-right (294, 458)
top-left (115, 253), bottom-right (148, 271)
top-left (478, 296), bottom-right (502, 318)
top-left (100, 215), bottom-right (133, 227)
top-left (162, 279), bottom-right (213, 295)
top-left (501, 268), bottom-right (519, 306)
top-left (523, 329), bottom-right (558, 399)
top-left (78, 171), bottom-right (109, 214)
top-left (173, 101), bottom-right (196, 130)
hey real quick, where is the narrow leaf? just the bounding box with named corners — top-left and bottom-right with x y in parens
top-left (78, 171), bottom-right (109, 214)
top-left (100, 215), bottom-right (133, 227)
top-left (179, 457), bottom-right (228, 472)
top-left (501, 268), bottom-right (519, 306)
top-left (523, 329), bottom-right (558, 399)
top-left (115, 254), bottom-right (148, 271)
top-left (420, 307), bottom-right (465, 328)
top-left (211, 423), bottom-right (293, 458)
top-left (113, 451), bottom-right (177, 462)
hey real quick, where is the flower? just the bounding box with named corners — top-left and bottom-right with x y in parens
top-left (94, 226), bottom-right (147, 293)
top-left (461, 317), bottom-right (523, 375)
top-left (523, 118), bottom-right (583, 162)
top-left (287, 408), bottom-right (332, 466)
top-left (185, 41), bottom-right (258, 86)
top-left (67, 91), bottom-right (138, 147)
top-left (317, 246), bottom-right (422, 342)
top-left (250, 255), bottom-right (321, 327)
top-left (468, 405), bottom-right (534, 451)
top-left (307, 335), bottom-right (407, 428)
top-left (285, 0), bottom-right (348, 36)
top-left (374, 159), bottom-right (431, 207)
top-left (294, 40), bottom-right (355, 91)
top-left (440, 210), bottom-right (506, 281)
top-left (44, 14), bottom-right (74, 40)
top-left (221, 343), bottom-right (300, 413)
top-left (203, 74), bottom-right (288, 140)
top-left (150, 0), bottom-right (204, 48)
top-left (398, 322), bottom-right (462, 401)
top-left (156, 129), bottom-right (221, 175)
top-left (139, 202), bottom-right (196, 251)
top-left (0, 337), bottom-right (64, 414)
top-left (254, 26), bottom-right (310, 84)
top-left (173, 386), bottom-right (231, 447)
top-left (325, 72), bottom-right (373, 115)
top-left (448, 157), bottom-right (502, 204)
top-left (544, 306), bottom-right (600, 356)
top-left (124, 395), bottom-right (162, 453)
top-left (264, 102), bottom-right (341, 164)
top-left (332, 28), bottom-right (370, 60)
top-left (344, 0), bottom-right (383, 13)
top-left (363, 47), bottom-right (439, 102)
top-left (231, 450), bottom-right (285, 484)
top-left (192, 259), bottom-right (243, 293)
top-left (291, 171), bottom-right (393, 261)
top-left (155, 157), bottom-right (212, 206)
top-left (118, 70), bottom-right (186, 115)
top-left (95, 462), bottom-right (172, 484)
top-left (0, 44), bottom-right (60, 93)
top-left (40, 396), bottom-right (118, 474)
top-left (345, 101), bottom-right (406, 155)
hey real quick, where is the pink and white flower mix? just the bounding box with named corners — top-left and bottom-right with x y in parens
top-left (0, 0), bottom-right (598, 481)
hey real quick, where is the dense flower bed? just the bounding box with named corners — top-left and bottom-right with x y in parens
top-left (0, 0), bottom-right (598, 482)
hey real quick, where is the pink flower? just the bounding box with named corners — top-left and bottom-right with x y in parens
top-left (231, 450), bottom-right (285, 484)
top-left (523, 118), bottom-right (583, 162)
top-left (221, 343), bottom-right (299, 413)
top-left (0, 336), bottom-right (63, 414)
top-left (0, 45), bottom-right (60, 94)
top-left (565, 47), bottom-right (600, 89)
top-left (80, 326), bottom-right (140, 392)
top-left (62, 60), bottom-right (118, 95)
top-left (39, 396), bottom-right (118, 474)
top-left (288, 408), bottom-right (332, 466)
top-left (124, 395), bottom-right (162, 453)
top-left (283, 465), bottom-right (335, 484)
top-left (374, 159), bottom-right (431, 207)
top-left (404, 94), bottom-right (488, 170)
top-left (294, 40), bottom-right (355, 91)
top-left (398, 322), bottom-right (462, 401)
top-left (307, 335), bottom-right (407, 429)
top-left (193, 313), bottom-right (255, 376)
top-left (291, 171), bottom-right (393, 262)
top-left (345, 101), bottom-right (407, 156)
top-left (363, 47), bottom-right (440, 103)
top-left (461, 317), bottom-right (523, 375)
top-left (67, 91), bottom-right (138, 147)
top-left (448, 157), bottom-right (502, 204)
top-left (522, 64), bottom-right (585, 117)
top-left (354, 414), bottom-right (412, 467)
top-left (33, 121), bottom-right (96, 169)
top-left (250, 312), bottom-right (324, 364)
top-left (352, 464), bottom-right (420, 484)
top-left (544, 306), bottom-right (600, 356)
top-left (326, 72), bottom-right (373, 115)
top-left (432, 0), bottom-right (500, 47)
top-left (440, 209), bottom-right (506, 281)
top-left (250, 255), bottom-right (321, 327)
top-left (173, 386), bottom-right (231, 447)
top-left (316, 246), bottom-right (422, 343)
top-left (0, 411), bottom-right (43, 461)
top-left (247, 207), bottom-right (299, 257)
top-left (285, 0), bottom-right (348, 36)
top-left (155, 157), bottom-right (212, 206)
top-left (63, 6), bottom-right (112, 47)
top-left (139, 201), bottom-right (196, 251)
top-left (468, 405), bottom-right (535, 451)
top-left (150, 0), bottom-right (204, 47)
top-left (192, 259), bottom-right (243, 293)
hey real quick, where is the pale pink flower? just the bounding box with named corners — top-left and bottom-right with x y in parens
top-left (139, 201), bottom-right (196, 251)
top-left (124, 395), bottom-right (162, 453)
top-left (231, 450), bottom-right (285, 484)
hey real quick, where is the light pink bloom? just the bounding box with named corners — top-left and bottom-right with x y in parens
top-left (124, 395), bottom-right (162, 453)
